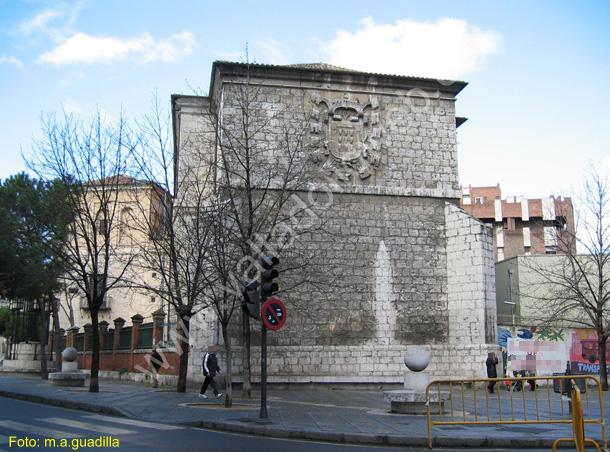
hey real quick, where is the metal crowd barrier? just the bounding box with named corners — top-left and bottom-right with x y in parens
top-left (426, 375), bottom-right (606, 450)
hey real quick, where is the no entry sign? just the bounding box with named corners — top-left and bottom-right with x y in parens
top-left (261, 296), bottom-right (287, 331)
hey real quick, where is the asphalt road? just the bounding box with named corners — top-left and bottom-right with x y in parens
top-left (0, 397), bottom-right (548, 452)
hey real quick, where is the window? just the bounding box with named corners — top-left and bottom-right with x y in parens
top-left (149, 211), bottom-right (165, 240)
top-left (96, 219), bottom-right (108, 235)
top-left (544, 226), bottom-right (557, 247)
top-left (463, 195), bottom-right (471, 205)
top-left (119, 207), bottom-right (134, 245)
top-left (497, 247), bottom-right (505, 261)
top-left (475, 196), bottom-right (485, 204)
top-left (523, 227), bottom-right (531, 247)
top-left (80, 274), bottom-right (110, 310)
top-left (80, 295), bottom-right (111, 310)
top-left (495, 227), bottom-right (504, 248)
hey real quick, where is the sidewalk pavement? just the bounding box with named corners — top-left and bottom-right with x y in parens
top-left (0, 373), bottom-right (605, 449)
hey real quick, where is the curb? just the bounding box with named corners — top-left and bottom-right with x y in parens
top-left (0, 390), bottom-right (128, 418)
top-left (186, 418), bottom-right (558, 449)
top-left (0, 389), bottom-right (584, 449)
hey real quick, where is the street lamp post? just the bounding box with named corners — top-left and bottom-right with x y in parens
top-left (504, 300), bottom-right (516, 335)
top-left (506, 268), bottom-right (516, 335)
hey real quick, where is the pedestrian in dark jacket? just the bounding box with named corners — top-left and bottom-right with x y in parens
top-left (199, 344), bottom-right (223, 399)
top-left (150, 346), bottom-right (163, 388)
top-left (486, 352), bottom-right (499, 393)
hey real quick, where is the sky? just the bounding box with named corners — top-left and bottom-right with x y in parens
top-left (1, 0), bottom-right (609, 200)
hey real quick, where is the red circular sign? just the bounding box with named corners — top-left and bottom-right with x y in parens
top-left (261, 297), bottom-right (287, 331)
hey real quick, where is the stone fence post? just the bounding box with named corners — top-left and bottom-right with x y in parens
top-left (112, 317), bottom-right (125, 371)
top-left (152, 309), bottom-right (165, 346)
top-left (98, 320), bottom-right (109, 351)
top-left (130, 314), bottom-right (144, 371)
top-left (67, 326), bottom-right (79, 348)
top-left (82, 324), bottom-right (92, 370)
top-left (83, 324), bottom-right (92, 353)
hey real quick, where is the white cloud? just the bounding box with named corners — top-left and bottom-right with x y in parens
top-left (38, 30), bottom-right (195, 65)
top-left (60, 99), bottom-right (117, 123)
top-left (255, 38), bottom-right (291, 64)
top-left (0, 55), bottom-right (24, 68)
top-left (216, 50), bottom-right (244, 62)
top-left (321, 17), bottom-right (500, 79)
top-left (61, 98), bottom-right (87, 115)
top-left (18, 8), bottom-right (64, 35)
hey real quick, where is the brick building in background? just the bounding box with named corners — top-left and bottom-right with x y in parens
top-left (460, 184), bottom-right (575, 261)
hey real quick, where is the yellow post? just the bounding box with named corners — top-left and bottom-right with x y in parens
top-left (571, 379), bottom-right (585, 452)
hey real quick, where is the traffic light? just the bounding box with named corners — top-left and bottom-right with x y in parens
top-left (243, 279), bottom-right (260, 320)
top-left (260, 255), bottom-right (279, 301)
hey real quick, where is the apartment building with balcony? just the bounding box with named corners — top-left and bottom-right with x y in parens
top-left (460, 184), bottom-right (575, 261)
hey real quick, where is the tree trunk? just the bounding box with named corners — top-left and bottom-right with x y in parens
top-left (67, 299), bottom-right (75, 328)
top-left (176, 314), bottom-right (190, 393)
top-left (241, 307), bottom-right (251, 398)
top-left (52, 296), bottom-right (61, 370)
top-left (89, 309), bottom-right (100, 393)
top-left (598, 334), bottom-right (608, 391)
top-left (222, 322), bottom-right (233, 408)
top-left (38, 300), bottom-right (49, 380)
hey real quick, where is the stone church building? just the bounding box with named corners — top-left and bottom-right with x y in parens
top-left (173, 61), bottom-right (497, 383)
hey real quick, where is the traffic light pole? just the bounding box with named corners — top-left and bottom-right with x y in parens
top-left (259, 322), bottom-right (268, 420)
top-left (258, 254), bottom-right (278, 422)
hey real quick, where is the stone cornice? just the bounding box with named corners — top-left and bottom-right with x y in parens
top-left (210, 61), bottom-right (468, 98)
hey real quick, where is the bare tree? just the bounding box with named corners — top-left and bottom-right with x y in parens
top-left (526, 166), bottom-right (610, 389)
top-left (198, 198), bottom-right (244, 407)
top-left (130, 97), bottom-right (216, 393)
top-left (28, 111), bottom-right (137, 392)
top-left (59, 285), bottom-right (78, 328)
top-left (197, 63), bottom-right (331, 397)
top-left (137, 66), bottom-right (333, 400)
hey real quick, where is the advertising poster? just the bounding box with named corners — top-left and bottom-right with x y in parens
top-left (570, 329), bottom-right (610, 374)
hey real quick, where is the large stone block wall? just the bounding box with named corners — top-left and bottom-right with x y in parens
top-left (264, 192), bottom-right (450, 348)
top-left (187, 192), bottom-right (451, 383)
top-left (186, 200), bottom-right (498, 383)
top-left (445, 203), bottom-right (499, 378)
top-left (178, 63), bottom-right (497, 384)
top-left (218, 81), bottom-right (461, 199)
top-left (172, 95), bottom-right (216, 202)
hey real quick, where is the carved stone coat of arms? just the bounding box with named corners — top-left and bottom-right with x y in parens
top-left (309, 94), bottom-right (383, 182)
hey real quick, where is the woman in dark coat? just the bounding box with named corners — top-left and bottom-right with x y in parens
top-left (486, 352), bottom-right (499, 393)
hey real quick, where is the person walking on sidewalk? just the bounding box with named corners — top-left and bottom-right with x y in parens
top-left (199, 344), bottom-right (223, 399)
top-left (486, 352), bottom-right (499, 393)
top-left (150, 346), bottom-right (163, 388)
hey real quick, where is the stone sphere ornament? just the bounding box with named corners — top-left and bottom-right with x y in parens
top-left (61, 347), bottom-right (78, 362)
top-left (403, 345), bottom-right (431, 372)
